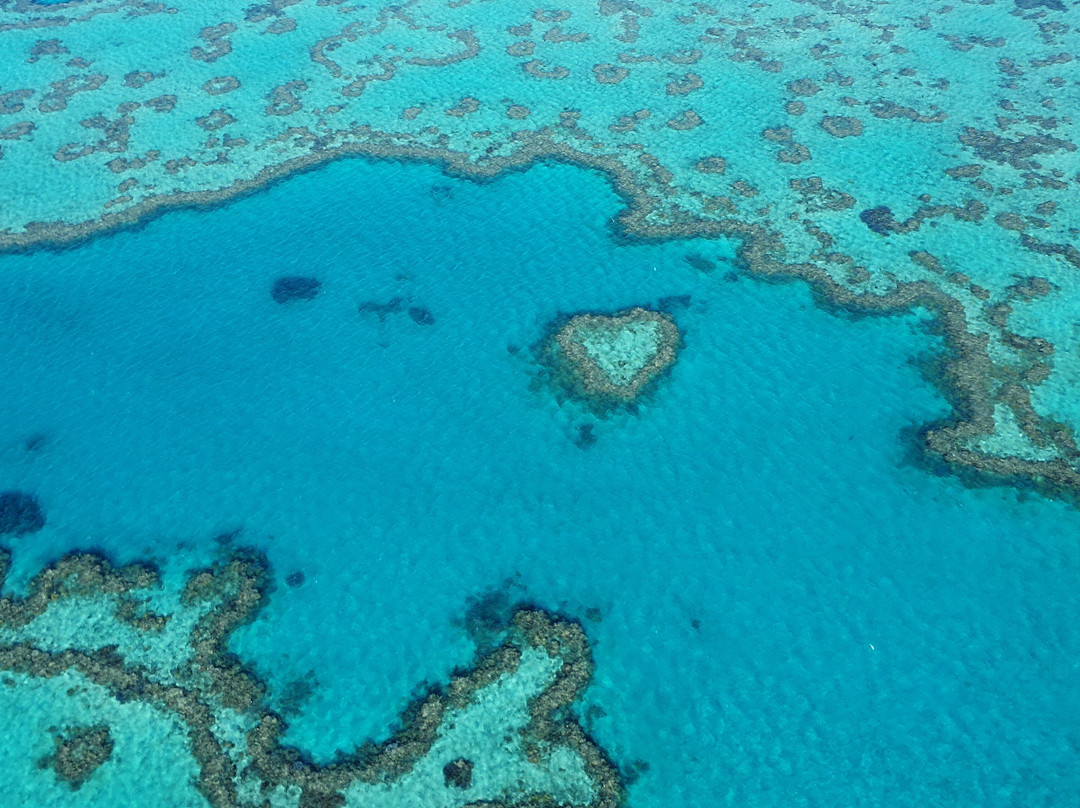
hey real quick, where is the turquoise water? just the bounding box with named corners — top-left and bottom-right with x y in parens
top-left (2, 156), bottom-right (1080, 805)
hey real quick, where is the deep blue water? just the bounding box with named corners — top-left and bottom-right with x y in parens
top-left (2, 158), bottom-right (1079, 806)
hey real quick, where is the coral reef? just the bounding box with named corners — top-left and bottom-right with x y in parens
top-left (0, 546), bottom-right (623, 808)
top-left (38, 725), bottom-right (114, 790)
top-left (442, 757), bottom-right (473, 789)
top-left (539, 307), bottom-right (682, 415)
top-left (0, 0), bottom-right (1078, 500)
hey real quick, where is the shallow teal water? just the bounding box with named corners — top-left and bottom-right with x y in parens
top-left (2, 157), bottom-right (1080, 806)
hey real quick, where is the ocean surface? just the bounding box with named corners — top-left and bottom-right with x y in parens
top-left (1, 154), bottom-right (1079, 806)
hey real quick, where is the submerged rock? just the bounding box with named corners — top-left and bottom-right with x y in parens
top-left (23, 433), bottom-right (47, 452)
top-left (271, 276), bottom-right (321, 303)
top-left (285, 571), bottom-right (305, 587)
top-left (0, 490), bottom-right (45, 536)
top-left (1014, 0), bottom-right (1065, 10)
top-left (538, 307), bottom-right (682, 414)
top-left (684, 253), bottom-right (715, 273)
top-left (358, 296), bottom-right (405, 321)
top-left (443, 758), bottom-right (474, 789)
top-left (408, 306), bottom-right (435, 325)
top-left (859, 206), bottom-right (898, 235)
top-left (657, 294), bottom-right (692, 311)
top-left (574, 423), bottom-right (598, 449)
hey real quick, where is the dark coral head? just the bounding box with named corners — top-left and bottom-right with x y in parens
top-left (0, 490), bottom-right (45, 536)
top-left (443, 757), bottom-right (474, 789)
top-left (271, 276), bottom-right (321, 303)
top-left (859, 206), bottom-right (897, 235)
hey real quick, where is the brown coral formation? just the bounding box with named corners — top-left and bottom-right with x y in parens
top-left (203, 75), bottom-right (241, 95)
top-left (38, 725), bottom-right (114, 790)
top-left (539, 307), bottom-right (682, 414)
top-left (593, 63), bottom-right (629, 84)
top-left (820, 115), bottom-right (864, 138)
top-left (0, 547), bottom-right (624, 808)
top-left (666, 72), bottom-right (703, 95)
top-left (38, 74), bottom-right (107, 114)
top-left (191, 23), bottom-right (236, 63)
top-left (667, 109), bottom-right (703, 130)
top-left (265, 80), bottom-right (307, 116)
top-left (523, 59), bottom-right (570, 79)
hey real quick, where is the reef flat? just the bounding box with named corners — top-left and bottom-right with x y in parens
top-left (0, 0), bottom-right (1078, 496)
top-left (0, 546), bottom-right (622, 807)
